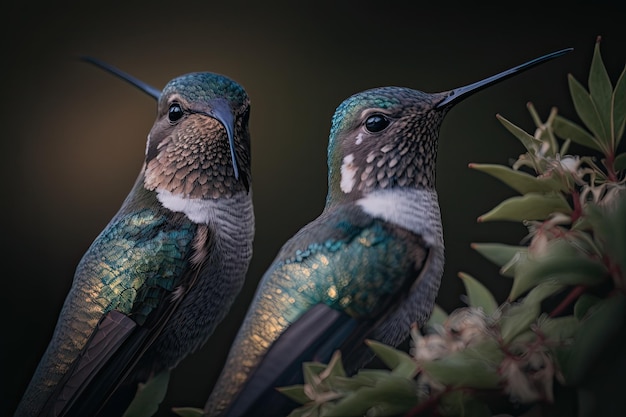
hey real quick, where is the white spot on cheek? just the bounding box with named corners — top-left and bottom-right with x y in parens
top-left (340, 153), bottom-right (357, 193)
top-left (355, 132), bottom-right (364, 145)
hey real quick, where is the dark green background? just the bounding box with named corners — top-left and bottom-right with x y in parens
top-left (3, 1), bottom-right (625, 415)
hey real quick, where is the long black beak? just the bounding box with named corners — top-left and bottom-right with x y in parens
top-left (436, 48), bottom-right (573, 108)
top-left (208, 100), bottom-right (240, 180)
top-left (81, 56), bottom-right (162, 100)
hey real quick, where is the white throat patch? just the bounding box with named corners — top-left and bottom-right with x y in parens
top-left (155, 189), bottom-right (253, 227)
top-left (356, 188), bottom-right (443, 247)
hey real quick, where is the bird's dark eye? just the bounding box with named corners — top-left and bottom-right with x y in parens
top-left (168, 103), bottom-right (184, 122)
top-left (365, 114), bottom-right (390, 133)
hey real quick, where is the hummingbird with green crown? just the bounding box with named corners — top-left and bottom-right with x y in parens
top-left (203, 48), bottom-right (571, 417)
top-left (14, 58), bottom-right (254, 417)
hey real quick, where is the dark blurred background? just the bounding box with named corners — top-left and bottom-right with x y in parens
top-left (2, 1), bottom-right (625, 415)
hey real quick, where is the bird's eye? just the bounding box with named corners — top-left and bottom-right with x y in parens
top-left (168, 103), bottom-right (184, 122)
top-left (365, 114), bottom-right (390, 133)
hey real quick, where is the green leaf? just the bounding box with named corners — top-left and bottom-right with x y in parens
top-left (614, 152), bottom-right (626, 171)
top-left (427, 304), bottom-right (449, 328)
top-left (509, 329), bottom-right (537, 346)
top-left (500, 250), bottom-right (528, 278)
top-left (331, 370), bottom-right (389, 392)
top-left (553, 115), bottom-right (603, 152)
top-left (574, 293), bottom-right (601, 320)
top-left (499, 301), bottom-right (537, 344)
top-left (589, 38), bottom-right (613, 144)
top-left (420, 339), bottom-right (502, 389)
top-left (478, 192), bottom-right (572, 223)
top-left (509, 239), bottom-right (608, 300)
top-left (277, 385), bottom-right (311, 405)
top-left (365, 340), bottom-right (419, 378)
top-left (500, 282), bottom-right (564, 343)
top-left (303, 362), bottom-right (329, 386)
top-left (568, 74), bottom-right (609, 148)
top-left (171, 408), bottom-right (205, 417)
top-left (560, 293), bottom-right (626, 385)
top-left (458, 272), bottom-right (498, 316)
top-left (288, 403), bottom-right (324, 417)
top-left (496, 114), bottom-right (541, 151)
top-left (587, 191), bottom-right (626, 278)
top-left (612, 66), bottom-right (626, 146)
top-left (321, 351), bottom-right (347, 379)
top-left (324, 375), bottom-right (419, 417)
top-left (524, 280), bottom-right (566, 306)
top-left (469, 163), bottom-right (565, 194)
top-left (537, 314), bottom-right (578, 342)
top-left (297, 351), bottom-right (347, 399)
top-left (123, 369), bottom-right (170, 417)
top-left (471, 242), bottom-right (526, 272)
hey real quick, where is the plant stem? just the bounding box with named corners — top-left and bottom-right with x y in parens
top-left (605, 152), bottom-right (618, 182)
top-left (549, 285), bottom-right (586, 318)
top-left (570, 189), bottom-right (582, 223)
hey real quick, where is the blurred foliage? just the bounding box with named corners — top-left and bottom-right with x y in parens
top-left (123, 370), bottom-right (171, 417)
top-left (280, 37), bottom-right (626, 417)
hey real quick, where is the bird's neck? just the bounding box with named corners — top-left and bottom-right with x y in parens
top-left (351, 187), bottom-right (443, 248)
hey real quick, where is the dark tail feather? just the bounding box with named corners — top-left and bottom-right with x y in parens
top-left (40, 310), bottom-right (136, 417)
top-left (63, 325), bottom-right (153, 417)
top-left (63, 277), bottom-right (186, 416)
top-left (222, 304), bottom-right (358, 417)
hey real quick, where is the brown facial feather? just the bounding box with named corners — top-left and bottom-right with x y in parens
top-left (144, 115), bottom-right (245, 199)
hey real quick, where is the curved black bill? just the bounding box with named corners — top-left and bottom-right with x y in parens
top-left (436, 47), bottom-right (573, 109)
top-left (208, 101), bottom-right (240, 181)
top-left (80, 56), bottom-right (162, 100)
